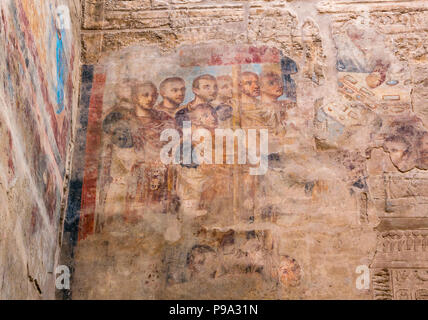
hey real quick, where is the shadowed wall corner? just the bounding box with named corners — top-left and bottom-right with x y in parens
top-left (0, 0), bottom-right (81, 299)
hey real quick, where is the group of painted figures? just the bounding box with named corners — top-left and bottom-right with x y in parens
top-left (96, 69), bottom-right (301, 288)
top-left (98, 70), bottom-right (297, 225)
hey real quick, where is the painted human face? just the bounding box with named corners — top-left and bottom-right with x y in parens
top-left (135, 85), bottom-right (157, 109)
top-left (149, 167), bottom-right (165, 191)
top-left (111, 122), bottom-right (133, 148)
top-left (278, 256), bottom-right (300, 286)
top-left (215, 104), bottom-right (233, 121)
top-left (241, 73), bottom-right (260, 98)
top-left (150, 178), bottom-right (161, 191)
top-left (384, 139), bottom-right (413, 171)
top-left (261, 73), bottom-right (284, 99)
top-left (191, 107), bottom-right (217, 129)
top-left (217, 78), bottom-right (233, 100)
top-left (193, 250), bottom-right (206, 266)
top-left (188, 247), bottom-right (216, 273)
top-left (162, 81), bottom-right (186, 106)
top-left (194, 79), bottom-right (218, 102)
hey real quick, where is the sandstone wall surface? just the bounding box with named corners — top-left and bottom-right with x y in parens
top-left (0, 0), bottom-right (80, 299)
top-left (66, 0), bottom-right (428, 299)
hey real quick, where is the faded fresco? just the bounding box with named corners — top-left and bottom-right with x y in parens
top-left (2, 0), bottom-right (428, 301)
top-left (69, 45), bottom-right (309, 298)
top-left (0, 0), bottom-right (79, 299)
top-left (65, 0), bottom-right (428, 300)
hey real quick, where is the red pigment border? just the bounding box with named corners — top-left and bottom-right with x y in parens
top-left (78, 72), bottom-right (106, 241)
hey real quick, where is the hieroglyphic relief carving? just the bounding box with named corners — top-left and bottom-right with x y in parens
top-left (372, 269), bottom-right (393, 300)
top-left (376, 230), bottom-right (428, 254)
top-left (248, 6), bottom-right (298, 43)
top-left (372, 266), bottom-right (428, 300)
top-left (392, 269), bottom-right (428, 300)
top-left (316, 1), bottom-right (428, 300)
top-left (371, 228), bottom-right (428, 300)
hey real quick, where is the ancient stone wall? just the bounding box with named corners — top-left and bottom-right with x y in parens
top-left (65, 0), bottom-right (428, 299)
top-left (0, 0), bottom-right (80, 299)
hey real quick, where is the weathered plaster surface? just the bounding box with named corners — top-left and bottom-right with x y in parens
top-left (61, 0), bottom-right (428, 300)
top-left (2, 0), bottom-right (427, 300)
top-left (0, 0), bottom-right (80, 299)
